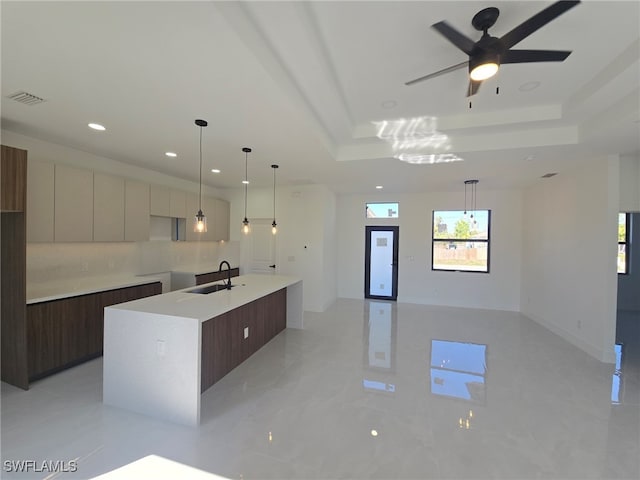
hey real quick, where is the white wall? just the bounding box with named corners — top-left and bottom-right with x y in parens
top-left (619, 153), bottom-right (640, 211)
top-left (521, 157), bottom-right (619, 363)
top-left (337, 189), bottom-right (523, 311)
top-left (227, 184), bottom-right (337, 312)
top-left (26, 240), bottom-right (226, 284)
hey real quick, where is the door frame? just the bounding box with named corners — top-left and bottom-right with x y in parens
top-left (364, 226), bottom-right (399, 301)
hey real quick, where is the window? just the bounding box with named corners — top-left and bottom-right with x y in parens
top-left (432, 210), bottom-right (490, 272)
top-left (618, 213), bottom-right (629, 274)
top-left (366, 202), bottom-right (398, 218)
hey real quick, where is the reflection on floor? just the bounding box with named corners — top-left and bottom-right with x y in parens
top-left (1, 300), bottom-right (638, 479)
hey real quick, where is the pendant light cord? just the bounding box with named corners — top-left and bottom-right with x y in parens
top-left (198, 126), bottom-right (203, 211)
top-left (244, 151), bottom-right (248, 219)
top-left (464, 182), bottom-right (467, 213)
top-left (273, 167), bottom-right (276, 221)
top-left (473, 181), bottom-right (477, 218)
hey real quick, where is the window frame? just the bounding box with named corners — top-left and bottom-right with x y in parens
top-left (618, 212), bottom-right (630, 275)
top-left (431, 210), bottom-right (491, 274)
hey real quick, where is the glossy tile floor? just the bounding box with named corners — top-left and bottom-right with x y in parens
top-left (2, 299), bottom-right (639, 479)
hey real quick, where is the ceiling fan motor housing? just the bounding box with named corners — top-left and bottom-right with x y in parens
top-left (470, 35), bottom-right (502, 70)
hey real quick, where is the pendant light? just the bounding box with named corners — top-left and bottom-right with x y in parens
top-left (194, 119), bottom-right (208, 233)
top-left (242, 147), bottom-right (251, 235)
top-left (271, 164), bottom-right (279, 235)
top-left (463, 179), bottom-right (479, 227)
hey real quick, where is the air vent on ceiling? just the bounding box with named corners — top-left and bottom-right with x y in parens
top-left (541, 173), bottom-right (558, 178)
top-left (7, 90), bottom-right (46, 106)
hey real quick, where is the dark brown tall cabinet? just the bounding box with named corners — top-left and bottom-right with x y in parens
top-left (1, 144), bottom-right (29, 389)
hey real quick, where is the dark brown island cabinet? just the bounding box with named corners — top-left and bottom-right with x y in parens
top-left (201, 287), bottom-right (286, 391)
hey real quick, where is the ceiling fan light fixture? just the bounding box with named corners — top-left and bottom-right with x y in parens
top-left (469, 54), bottom-right (499, 81)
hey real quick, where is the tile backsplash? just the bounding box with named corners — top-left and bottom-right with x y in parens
top-left (27, 240), bottom-right (240, 285)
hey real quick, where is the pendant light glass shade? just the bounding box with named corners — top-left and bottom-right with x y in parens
top-left (241, 147), bottom-right (251, 235)
top-left (194, 119), bottom-right (208, 233)
top-left (195, 209), bottom-right (207, 233)
top-left (271, 164), bottom-right (279, 235)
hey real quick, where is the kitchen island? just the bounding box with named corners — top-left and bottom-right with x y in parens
top-left (103, 274), bottom-right (302, 426)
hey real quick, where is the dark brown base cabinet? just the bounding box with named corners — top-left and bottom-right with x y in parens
top-left (195, 268), bottom-right (239, 286)
top-left (201, 287), bottom-right (286, 392)
top-left (27, 282), bottom-right (161, 382)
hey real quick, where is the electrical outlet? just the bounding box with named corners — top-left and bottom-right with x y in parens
top-left (157, 340), bottom-right (166, 357)
top-left (577, 320), bottom-right (582, 329)
top-left (81, 261), bottom-right (89, 272)
top-left (244, 327), bottom-right (249, 339)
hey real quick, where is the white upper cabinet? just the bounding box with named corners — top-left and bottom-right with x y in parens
top-left (202, 196), bottom-right (217, 241)
top-left (184, 193), bottom-right (200, 242)
top-left (94, 173), bottom-right (125, 242)
top-left (170, 190), bottom-right (186, 219)
top-left (26, 160), bottom-right (54, 243)
top-left (54, 165), bottom-right (93, 242)
top-left (149, 185), bottom-right (171, 217)
top-left (125, 180), bottom-right (150, 242)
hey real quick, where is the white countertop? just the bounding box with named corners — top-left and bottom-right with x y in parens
top-left (91, 455), bottom-right (225, 479)
top-left (27, 275), bottom-right (164, 304)
top-left (107, 273), bottom-right (301, 322)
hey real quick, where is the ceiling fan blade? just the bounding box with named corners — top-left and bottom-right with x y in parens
top-left (466, 79), bottom-right (482, 97)
top-left (432, 21), bottom-right (476, 55)
top-left (502, 49), bottom-right (572, 64)
top-left (405, 61), bottom-right (468, 86)
top-left (500, 0), bottom-right (580, 50)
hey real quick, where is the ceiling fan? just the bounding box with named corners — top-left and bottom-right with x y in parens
top-left (405, 0), bottom-right (580, 96)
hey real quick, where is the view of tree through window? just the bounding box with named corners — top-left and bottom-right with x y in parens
top-left (432, 210), bottom-right (490, 272)
top-left (618, 213), bottom-right (629, 274)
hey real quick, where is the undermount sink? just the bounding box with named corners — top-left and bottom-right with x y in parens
top-left (187, 284), bottom-right (235, 294)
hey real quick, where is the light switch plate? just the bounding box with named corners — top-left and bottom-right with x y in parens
top-left (244, 327), bottom-right (249, 339)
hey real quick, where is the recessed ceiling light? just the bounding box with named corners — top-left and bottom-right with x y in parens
top-left (165, 152), bottom-right (177, 158)
top-left (518, 81), bottom-right (541, 92)
top-left (211, 168), bottom-right (221, 173)
top-left (88, 123), bottom-right (106, 131)
top-left (381, 100), bottom-right (397, 109)
top-left (376, 185), bottom-right (383, 189)
top-left (524, 155), bottom-right (535, 161)
top-left (242, 180), bottom-right (249, 185)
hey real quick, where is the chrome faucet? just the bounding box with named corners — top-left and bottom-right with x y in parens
top-left (218, 260), bottom-right (232, 289)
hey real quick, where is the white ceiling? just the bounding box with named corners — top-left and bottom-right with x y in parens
top-left (2, 1), bottom-right (638, 194)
